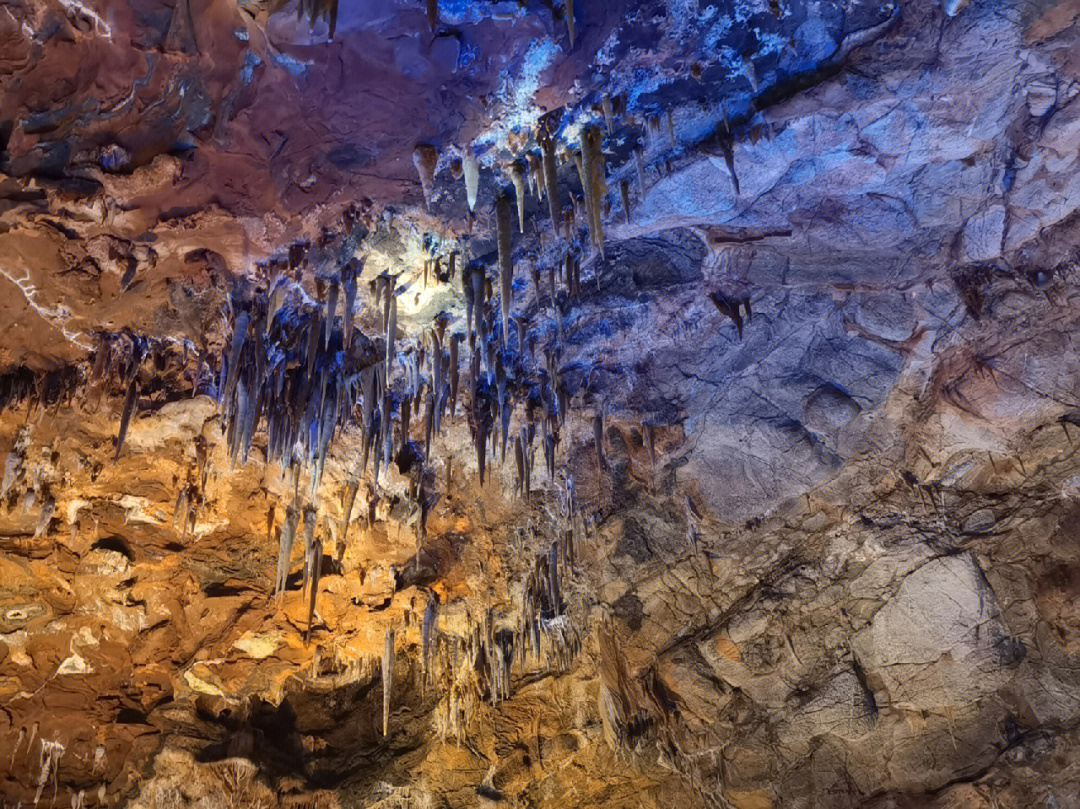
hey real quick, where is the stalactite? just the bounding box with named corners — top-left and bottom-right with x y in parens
top-left (573, 148), bottom-right (586, 199)
top-left (306, 292), bottom-right (323, 381)
top-left (709, 291), bottom-right (744, 338)
top-left (400, 394), bottom-right (412, 456)
top-left (581, 125), bottom-right (606, 250)
top-left (276, 505), bottom-right (299, 595)
top-left (413, 144), bottom-right (439, 208)
top-left (510, 161), bottom-right (527, 232)
top-left (114, 373), bottom-right (138, 461)
top-left (470, 264), bottom-right (485, 347)
top-left (240, 377), bottom-right (258, 464)
top-left (514, 435), bottom-right (525, 498)
top-left (496, 194), bottom-right (514, 345)
top-left (594, 409), bottom-right (606, 471)
top-left (539, 133), bottom-right (561, 234)
top-left (463, 261), bottom-right (476, 345)
top-left (423, 390), bottom-right (435, 459)
top-left (305, 536), bottom-right (323, 643)
top-left (223, 310), bottom-right (250, 406)
top-left (173, 486), bottom-right (190, 534)
top-left (445, 333), bottom-right (460, 418)
top-left (564, 0), bottom-right (576, 46)
top-left (34, 739), bottom-right (65, 808)
top-left (527, 152), bottom-right (543, 200)
top-left (431, 329), bottom-right (445, 434)
top-left (471, 375), bottom-right (493, 485)
top-left (33, 493), bottom-right (54, 539)
top-left (324, 276), bottom-right (339, 349)
top-left (300, 505), bottom-right (317, 590)
top-left (383, 628), bottom-right (395, 736)
top-left (522, 424), bottom-right (532, 495)
top-left (386, 286), bottom-right (398, 376)
top-left (463, 147), bottom-right (480, 212)
top-left (341, 476), bottom-right (359, 541)
top-left (515, 314), bottom-right (527, 354)
top-left (718, 131), bottom-right (739, 195)
top-left (423, 595), bottom-right (439, 687)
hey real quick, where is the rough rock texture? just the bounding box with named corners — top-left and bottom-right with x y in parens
top-left (2, 0), bottom-right (1080, 807)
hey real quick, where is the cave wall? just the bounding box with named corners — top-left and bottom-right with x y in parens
top-left (1, 0), bottom-right (1080, 807)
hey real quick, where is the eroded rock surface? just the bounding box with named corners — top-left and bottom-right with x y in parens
top-left (1, 0), bottom-right (1080, 807)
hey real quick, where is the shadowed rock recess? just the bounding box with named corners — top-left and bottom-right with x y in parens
top-left (2, 0), bottom-right (1080, 805)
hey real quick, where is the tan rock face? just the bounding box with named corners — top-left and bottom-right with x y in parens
top-left (2, 0), bottom-right (1080, 807)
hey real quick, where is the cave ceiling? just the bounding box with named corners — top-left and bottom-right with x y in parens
top-left (2, 0), bottom-right (1080, 807)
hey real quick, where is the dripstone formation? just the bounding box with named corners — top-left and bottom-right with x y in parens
top-left (2, 0), bottom-right (1080, 807)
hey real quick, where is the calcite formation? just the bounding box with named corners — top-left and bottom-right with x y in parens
top-left (1, 0), bottom-right (1080, 807)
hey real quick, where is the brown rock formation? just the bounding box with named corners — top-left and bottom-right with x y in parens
top-left (1, 0), bottom-right (1080, 807)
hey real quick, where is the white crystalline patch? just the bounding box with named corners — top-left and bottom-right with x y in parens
top-left (754, 29), bottom-right (789, 57)
top-left (183, 669), bottom-right (225, 697)
top-left (81, 548), bottom-right (130, 577)
top-left (66, 498), bottom-right (90, 526)
top-left (594, 28), bottom-right (621, 68)
top-left (58, 0), bottom-right (112, 37)
top-left (1062, 475), bottom-right (1080, 501)
top-left (3, 631), bottom-right (32, 666)
top-left (190, 517), bottom-right (226, 539)
top-left (116, 495), bottom-right (166, 525)
top-left (473, 39), bottom-right (560, 153)
top-left (57, 652), bottom-right (92, 676)
top-left (666, 0), bottom-right (701, 38)
top-left (234, 631), bottom-right (282, 659)
top-left (0, 267), bottom-right (91, 350)
top-left (733, 0), bottom-right (771, 23)
top-left (438, 0), bottom-right (527, 25)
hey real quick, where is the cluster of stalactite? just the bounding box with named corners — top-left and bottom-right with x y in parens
top-left (88, 330), bottom-right (213, 460)
top-left (217, 256), bottom-right (375, 489)
top-left (0, 339), bottom-right (208, 540)
top-left (208, 11), bottom-right (759, 696)
top-left (219, 270), bottom-right (377, 636)
top-left (0, 366), bottom-right (80, 413)
top-left (227, 191), bottom-right (619, 646)
top-left (350, 497), bottom-right (584, 745)
top-left (263, 0), bottom-right (581, 48)
top-left (298, 517), bottom-right (581, 747)
top-left (407, 89), bottom-right (753, 507)
top-left (417, 546), bottom-right (580, 745)
top-left (266, 0), bottom-right (339, 40)
top-left (230, 2), bottom-right (756, 601)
